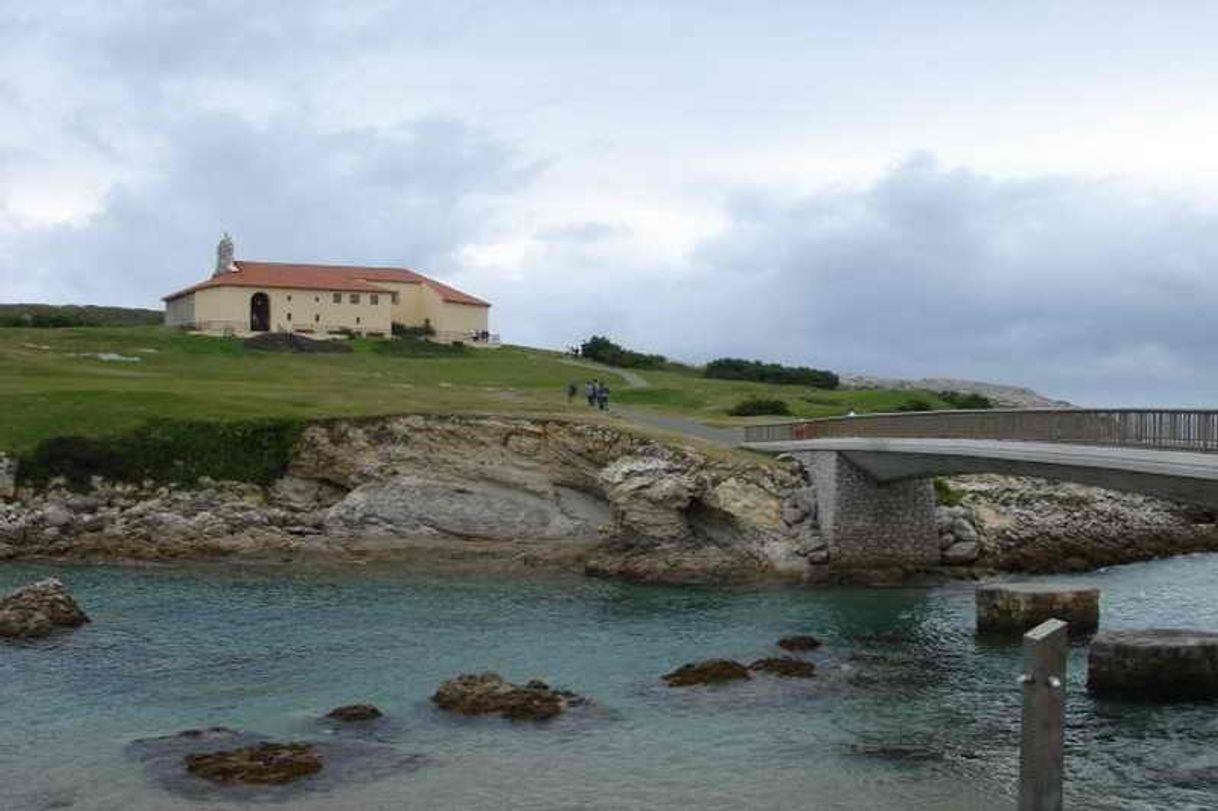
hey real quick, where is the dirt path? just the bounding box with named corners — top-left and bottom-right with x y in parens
top-left (560, 358), bottom-right (650, 389)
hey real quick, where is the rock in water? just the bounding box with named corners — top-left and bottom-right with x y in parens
top-left (325, 704), bottom-right (383, 722)
top-left (662, 659), bottom-right (751, 687)
top-left (185, 742), bottom-right (323, 785)
top-left (431, 673), bottom-right (575, 720)
top-left (749, 657), bottom-right (817, 678)
top-left (0, 578), bottom-right (90, 639)
top-left (777, 635), bottom-right (822, 652)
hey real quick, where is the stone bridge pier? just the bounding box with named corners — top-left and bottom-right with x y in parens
top-left (793, 451), bottom-right (940, 570)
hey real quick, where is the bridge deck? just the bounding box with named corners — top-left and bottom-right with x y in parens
top-left (743, 437), bottom-right (1218, 507)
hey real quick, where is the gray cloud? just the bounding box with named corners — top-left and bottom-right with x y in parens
top-left (3, 112), bottom-right (538, 304)
top-left (667, 155), bottom-right (1218, 405)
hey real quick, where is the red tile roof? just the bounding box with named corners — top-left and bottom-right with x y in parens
top-left (163, 260), bottom-right (490, 307)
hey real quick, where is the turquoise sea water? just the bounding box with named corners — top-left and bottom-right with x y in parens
top-left (3, 556), bottom-right (1218, 810)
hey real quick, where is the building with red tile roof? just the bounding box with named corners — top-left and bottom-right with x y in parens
top-left (163, 235), bottom-right (492, 342)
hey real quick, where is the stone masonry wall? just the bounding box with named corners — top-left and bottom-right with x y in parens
top-left (807, 450), bottom-right (940, 569)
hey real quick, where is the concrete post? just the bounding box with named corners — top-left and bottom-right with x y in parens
top-left (803, 450), bottom-right (939, 569)
top-left (1019, 618), bottom-right (1067, 811)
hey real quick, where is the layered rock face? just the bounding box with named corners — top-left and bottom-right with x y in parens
top-left (941, 475), bottom-right (1218, 573)
top-left (0, 416), bottom-right (816, 583)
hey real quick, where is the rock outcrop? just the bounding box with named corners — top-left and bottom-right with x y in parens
top-left (661, 659), bottom-right (751, 686)
top-left (749, 657), bottom-right (816, 678)
top-left (777, 635), bottom-right (822, 652)
top-left (941, 475), bottom-right (1218, 572)
top-left (0, 577), bottom-right (90, 639)
top-left (431, 673), bottom-right (580, 720)
top-left (0, 416), bottom-right (815, 583)
top-left (185, 742), bottom-right (323, 785)
top-left (325, 704), bottom-right (383, 722)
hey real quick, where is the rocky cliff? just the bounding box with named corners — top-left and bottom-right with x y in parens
top-left (0, 416), bottom-right (817, 583)
top-left (2, 416), bottom-right (1216, 583)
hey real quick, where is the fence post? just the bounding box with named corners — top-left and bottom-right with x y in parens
top-left (1019, 618), bottom-right (1068, 811)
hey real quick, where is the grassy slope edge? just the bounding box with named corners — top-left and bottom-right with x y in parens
top-left (0, 325), bottom-right (954, 456)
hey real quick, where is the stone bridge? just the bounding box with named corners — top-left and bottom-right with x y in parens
top-left (742, 409), bottom-right (1218, 571)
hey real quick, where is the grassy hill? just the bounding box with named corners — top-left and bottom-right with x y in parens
top-left (0, 325), bottom-right (956, 454)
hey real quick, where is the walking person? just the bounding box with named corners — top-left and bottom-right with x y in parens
top-left (597, 381), bottom-right (610, 411)
top-left (566, 382), bottom-right (578, 403)
top-left (585, 380), bottom-right (598, 407)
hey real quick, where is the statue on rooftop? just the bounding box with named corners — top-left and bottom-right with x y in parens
top-left (214, 232), bottom-right (235, 276)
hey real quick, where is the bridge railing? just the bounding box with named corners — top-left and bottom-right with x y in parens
top-left (743, 409), bottom-right (1218, 453)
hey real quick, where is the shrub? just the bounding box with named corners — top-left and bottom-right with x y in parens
top-left (939, 390), bottom-right (995, 409)
top-left (934, 477), bottom-right (963, 507)
top-left (392, 320), bottom-right (436, 339)
top-left (704, 358), bottom-right (839, 389)
top-left (17, 418), bottom-right (306, 488)
top-left (895, 398), bottom-right (935, 412)
top-left (727, 398), bottom-right (792, 417)
top-left (579, 335), bottom-right (666, 369)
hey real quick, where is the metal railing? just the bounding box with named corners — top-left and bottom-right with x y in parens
top-left (743, 409), bottom-right (1218, 453)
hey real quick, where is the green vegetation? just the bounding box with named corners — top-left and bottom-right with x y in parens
top-left (579, 335), bottom-right (667, 369)
top-left (938, 390), bottom-right (995, 409)
top-left (0, 303), bottom-right (162, 328)
top-left (19, 418), bottom-right (303, 488)
top-left (704, 357), bottom-right (839, 389)
top-left (934, 477), bottom-right (963, 507)
top-left (726, 398), bottom-right (792, 417)
top-left (0, 325), bottom-right (959, 454)
top-left (895, 397), bottom-right (936, 412)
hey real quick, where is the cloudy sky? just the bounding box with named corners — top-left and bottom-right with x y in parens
top-left (4, 2), bottom-right (1218, 405)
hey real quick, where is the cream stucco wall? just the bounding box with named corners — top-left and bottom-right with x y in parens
top-left (170, 285), bottom-right (392, 335)
top-left (415, 285), bottom-right (489, 340)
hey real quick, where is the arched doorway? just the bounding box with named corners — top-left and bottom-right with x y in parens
top-left (250, 292), bottom-right (270, 332)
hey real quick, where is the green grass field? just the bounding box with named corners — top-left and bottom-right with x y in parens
top-left (0, 326), bottom-right (954, 453)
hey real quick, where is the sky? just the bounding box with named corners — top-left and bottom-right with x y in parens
top-left (3, 1), bottom-right (1218, 405)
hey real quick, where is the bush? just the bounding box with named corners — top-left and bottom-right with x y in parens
top-left (895, 398), bottom-right (935, 412)
top-left (704, 358), bottom-right (838, 389)
top-left (18, 418), bottom-right (306, 488)
top-left (392, 319), bottom-right (435, 339)
top-left (727, 398), bottom-right (792, 417)
top-left (939, 390), bottom-right (995, 409)
top-left (579, 335), bottom-right (666, 369)
top-left (934, 477), bottom-right (963, 507)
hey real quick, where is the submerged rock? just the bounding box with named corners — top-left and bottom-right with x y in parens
top-left (749, 657), bottom-right (816, 678)
top-left (777, 634), bottom-right (822, 652)
top-left (325, 704), bottom-right (383, 722)
top-left (129, 727), bottom-right (424, 800)
top-left (431, 673), bottom-right (578, 720)
top-left (662, 659), bottom-right (751, 687)
top-left (0, 577), bottom-right (89, 639)
top-left (185, 742), bottom-right (323, 785)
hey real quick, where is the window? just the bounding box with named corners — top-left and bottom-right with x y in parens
top-left (350, 293), bottom-right (360, 304)
top-left (286, 312), bottom-right (292, 322)
top-left (356, 317), bottom-right (361, 325)
top-left (314, 314), bottom-right (320, 323)
top-left (391, 292), bottom-right (399, 304)
top-left (333, 292), bottom-right (341, 303)
top-left (314, 296), bottom-right (319, 303)
top-left (370, 294), bottom-right (379, 305)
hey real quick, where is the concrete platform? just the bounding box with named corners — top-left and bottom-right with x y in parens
top-left (1088, 629), bottom-right (1218, 700)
